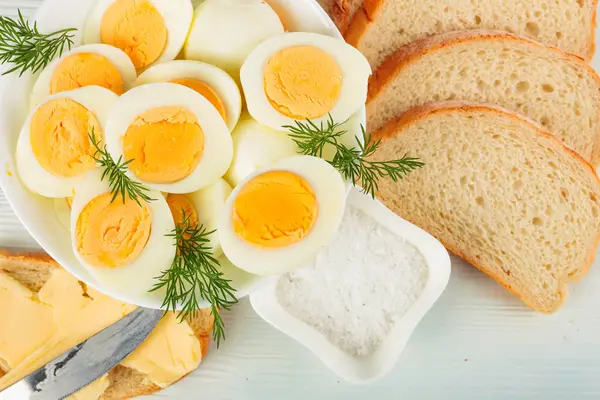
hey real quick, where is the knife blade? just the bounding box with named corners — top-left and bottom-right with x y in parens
top-left (0, 307), bottom-right (164, 400)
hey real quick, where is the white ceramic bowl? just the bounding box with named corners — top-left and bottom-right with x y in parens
top-left (0, 0), bottom-right (365, 308)
top-left (250, 187), bottom-right (451, 384)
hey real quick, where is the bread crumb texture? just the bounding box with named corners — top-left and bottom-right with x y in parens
top-left (367, 31), bottom-right (600, 166)
top-left (369, 103), bottom-right (600, 313)
top-left (346, 0), bottom-right (596, 69)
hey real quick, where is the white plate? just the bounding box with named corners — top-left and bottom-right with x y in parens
top-left (0, 0), bottom-right (366, 309)
top-left (250, 187), bottom-right (451, 383)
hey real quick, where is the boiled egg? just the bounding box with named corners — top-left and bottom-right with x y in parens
top-left (184, 0), bottom-right (284, 78)
top-left (53, 197), bottom-right (73, 231)
top-left (71, 169), bottom-right (175, 297)
top-left (104, 82), bottom-right (233, 194)
top-left (30, 44), bottom-right (136, 108)
top-left (84, 0), bottom-right (193, 70)
top-left (219, 155), bottom-right (347, 275)
top-left (240, 32), bottom-right (371, 130)
top-left (166, 178), bottom-right (232, 257)
top-left (16, 86), bottom-right (119, 198)
top-left (225, 115), bottom-right (298, 187)
top-left (135, 60), bottom-right (242, 131)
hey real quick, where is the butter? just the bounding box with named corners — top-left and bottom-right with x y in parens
top-left (67, 374), bottom-right (109, 400)
top-left (0, 269), bottom-right (204, 395)
top-left (38, 269), bottom-right (93, 325)
top-left (0, 274), bottom-right (54, 368)
top-left (0, 270), bottom-right (137, 390)
top-left (0, 292), bottom-right (137, 389)
top-left (121, 312), bottom-right (202, 388)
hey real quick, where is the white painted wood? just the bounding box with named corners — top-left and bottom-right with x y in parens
top-left (1, 1), bottom-right (600, 399)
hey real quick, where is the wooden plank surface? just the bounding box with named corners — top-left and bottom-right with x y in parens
top-left (2, 2), bottom-right (600, 399)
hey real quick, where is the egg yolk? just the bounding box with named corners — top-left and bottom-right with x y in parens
top-left (100, 0), bottom-right (167, 69)
top-left (232, 171), bottom-right (317, 248)
top-left (166, 194), bottom-right (198, 228)
top-left (171, 78), bottom-right (227, 122)
top-left (50, 53), bottom-right (124, 95)
top-left (264, 46), bottom-right (342, 119)
top-left (123, 106), bottom-right (204, 184)
top-left (30, 98), bottom-right (101, 178)
top-left (75, 193), bottom-right (152, 268)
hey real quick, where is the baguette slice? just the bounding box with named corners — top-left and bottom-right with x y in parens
top-left (367, 30), bottom-right (600, 166)
top-left (0, 251), bottom-right (213, 399)
top-left (369, 102), bottom-right (600, 313)
top-left (346, 0), bottom-right (597, 69)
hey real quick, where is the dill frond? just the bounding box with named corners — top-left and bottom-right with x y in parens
top-left (88, 130), bottom-right (154, 206)
top-left (151, 212), bottom-right (238, 347)
top-left (0, 10), bottom-right (76, 76)
top-left (288, 117), bottom-right (424, 197)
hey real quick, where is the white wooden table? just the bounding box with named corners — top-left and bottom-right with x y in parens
top-left (3, 2), bottom-right (600, 399)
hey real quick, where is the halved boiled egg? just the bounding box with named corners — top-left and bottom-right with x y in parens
top-left (71, 169), bottom-right (175, 297)
top-left (30, 44), bottom-right (136, 108)
top-left (84, 0), bottom-right (193, 70)
top-left (135, 60), bottom-right (242, 131)
top-left (240, 32), bottom-right (371, 130)
top-left (104, 83), bottom-right (233, 194)
top-left (166, 178), bottom-right (232, 256)
top-left (219, 155), bottom-right (347, 275)
top-left (225, 115), bottom-right (298, 187)
top-left (184, 0), bottom-right (284, 78)
top-left (16, 86), bottom-right (119, 198)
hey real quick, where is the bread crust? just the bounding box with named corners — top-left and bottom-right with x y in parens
top-left (330, 0), bottom-right (347, 31)
top-left (0, 250), bottom-right (214, 399)
top-left (345, 1), bottom-right (597, 61)
top-left (344, 0), bottom-right (380, 46)
top-left (367, 29), bottom-right (600, 166)
top-left (372, 101), bottom-right (600, 313)
top-left (587, 0), bottom-right (599, 60)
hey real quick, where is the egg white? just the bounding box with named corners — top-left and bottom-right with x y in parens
top-left (172, 178), bottom-right (232, 257)
top-left (16, 86), bottom-right (119, 198)
top-left (225, 115), bottom-right (298, 187)
top-left (104, 82), bottom-right (233, 194)
top-left (240, 32), bottom-right (372, 130)
top-left (135, 60), bottom-right (242, 132)
top-left (30, 44), bottom-right (136, 108)
top-left (70, 169), bottom-right (176, 297)
top-left (184, 0), bottom-right (284, 78)
top-left (53, 198), bottom-right (71, 231)
top-left (83, 0), bottom-right (193, 69)
top-left (218, 155), bottom-right (347, 276)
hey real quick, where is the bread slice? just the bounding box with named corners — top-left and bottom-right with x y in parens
top-left (316, 0), bottom-right (347, 30)
top-left (346, 0), bottom-right (597, 69)
top-left (336, 0), bottom-right (362, 33)
top-left (367, 30), bottom-right (600, 166)
top-left (369, 102), bottom-right (600, 313)
top-left (0, 251), bottom-right (214, 399)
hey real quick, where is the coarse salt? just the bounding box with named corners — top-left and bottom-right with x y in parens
top-left (276, 206), bottom-right (428, 357)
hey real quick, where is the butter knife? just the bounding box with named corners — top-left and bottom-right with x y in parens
top-left (0, 307), bottom-right (164, 400)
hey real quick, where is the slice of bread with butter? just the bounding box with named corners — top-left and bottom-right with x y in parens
top-left (0, 250), bottom-right (214, 399)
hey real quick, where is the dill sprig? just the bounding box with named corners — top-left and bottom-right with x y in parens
top-left (88, 130), bottom-right (154, 206)
top-left (0, 10), bottom-right (76, 76)
top-left (285, 115), bottom-right (424, 197)
top-left (151, 211), bottom-right (238, 347)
